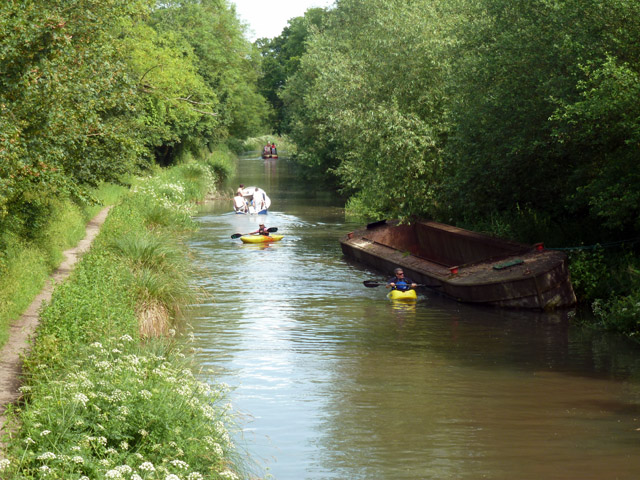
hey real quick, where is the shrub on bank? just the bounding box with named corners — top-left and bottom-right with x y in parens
top-left (2, 160), bottom-right (251, 479)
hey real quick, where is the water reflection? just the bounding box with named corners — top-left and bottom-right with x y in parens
top-left (185, 155), bottom-right (640, 480)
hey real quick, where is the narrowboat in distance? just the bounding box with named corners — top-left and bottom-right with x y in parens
top-left (341, 220), bottom-right (576, 310)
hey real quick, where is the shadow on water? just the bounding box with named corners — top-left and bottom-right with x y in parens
top-left (185, 153), bottom-right (640, 480)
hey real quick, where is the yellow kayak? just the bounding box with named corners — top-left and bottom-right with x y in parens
top-left (387, 289), bottom-right (417, 301)
top-left (240, 234), bottom-right (284, 244)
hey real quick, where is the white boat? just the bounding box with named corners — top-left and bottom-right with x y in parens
top-left (236, 186), bottom-right (270, 215)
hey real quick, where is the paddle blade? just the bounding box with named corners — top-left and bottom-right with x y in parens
top-left (268, 227), bottom-right (278, 232)
top-left (363, 280), bottom-right (384, 288)
top-left (231, 233), bottom-right (242, 239)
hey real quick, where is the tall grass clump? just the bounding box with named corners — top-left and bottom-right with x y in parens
top-left (2, 160), bottom-right (253, 478)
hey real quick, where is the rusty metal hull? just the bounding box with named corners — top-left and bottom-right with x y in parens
top-left (341, 220), bottom-right (576, 310)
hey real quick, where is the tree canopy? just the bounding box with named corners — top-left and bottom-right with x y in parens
top-left (0, 0), bottom-right (267, 246)
top-left (265, 0), bottom-right (640, 244)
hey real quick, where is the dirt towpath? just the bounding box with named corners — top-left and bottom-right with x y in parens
top-left (0, 206), bottom-right (111, 446)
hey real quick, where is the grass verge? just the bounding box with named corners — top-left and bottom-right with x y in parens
top-left (1, 158), bottom-right (253, 479)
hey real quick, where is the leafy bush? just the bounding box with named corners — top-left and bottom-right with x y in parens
top-left (591, 263), bottom-right (640, 339)
top-left (568, 247), bottom-right (611, 302)
top-left (204, 150), bottom-right (235, 182)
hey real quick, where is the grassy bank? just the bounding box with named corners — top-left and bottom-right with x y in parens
top-left (1, 154), bottom-right (253, 478)
top-left (0, 183), bottom-right (129, 350)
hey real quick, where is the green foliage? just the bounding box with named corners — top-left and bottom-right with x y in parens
top-left (118, 18), bottom-right (219, 165)
top-left (0, 240), bottom-right (49, 348)
top-left (568, 247), bottom-right (611, 302)
top-left (282, 0), bottom-right (454, 212)
top-left (204, 149), bottom-right (236, 181)
top-left (149, 0), bottom-right (269, 145)
top-left (0, 0), bottom-right (268, 281)
top-left (0, 198), bottom-right (94, 350)
top-left (550, 55), bottom-right (640, 231)
top-left (591, 262), bottom-right (640, 339)
top-left (3, 162), bottom-right (248, 479)
top-left (256, 8), bottom-right (329, 132)
top-left (5, 336), bottom-right (241, 479)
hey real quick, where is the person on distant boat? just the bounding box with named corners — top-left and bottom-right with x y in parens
top-left (233, 192), bottom-right (248, 213)
top-left (270, 142), bottom-right (277, 155)
top-left (251, 223), bottom-right (270, 236)
top-left (263, 144), bottom-right (271, 156)
top-left (237, 184), bottom-right (245, 195)
top-left (387, 268), bottom-right (417, 291)
top-left (252, 187), bottom-right (265, 212)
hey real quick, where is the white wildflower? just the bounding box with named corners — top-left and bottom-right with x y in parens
top-left (187, 473), bottom-right (204, 480)
top-left (105, 469), bottom-right (123, 479)
top-left (40, 430), bottom-right (51, 437)
top-left (24, 437), bottom-right (36, 445)
top-left (39, 465), bottom-right (51, 473)
top-left (74, 393), bottom-right (89, 406)
top-left (139, 390), bottom-right (152, 400)
top-left (0, 459), bottom-right (11, 470)
top-left (72, 455), bottom-right (84, 464)
top-left (131, 475), bottom-right (143, 480)
top-left (138, 429), bottom-right (149, 437)
top-left (37, 452), bottom-right (56, 460)
top-left (120, 440), bottom-right (129, 451)
top-left (170, 459), bottom-right (189, 469)
top-left (201, 404), bottom-right (216, 421)
top-left (219, 470), bottom-right (239, 480)
top-left (139, 462), bottom-right (156, 472)
top-left (212, 443), bottom-right (224, 457)
top-left (177, 385), bottom-right (192, 397)
top-left (165, 475), bottom-right (181, 480)
top-left (116, 465), bottom-right (132, 474)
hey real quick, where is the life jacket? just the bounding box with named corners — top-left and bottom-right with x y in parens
top-left (392, 277), bottom-right (410, 291)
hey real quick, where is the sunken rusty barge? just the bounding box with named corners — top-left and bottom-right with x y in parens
top-left (341, 220), bottom-right (576, 310)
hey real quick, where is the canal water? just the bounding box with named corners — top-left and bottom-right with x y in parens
top-left (185, 153), bottom-right (640, 480)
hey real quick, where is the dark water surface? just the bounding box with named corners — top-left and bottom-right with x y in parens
top-left (185, 153), bottom-right (640, 480)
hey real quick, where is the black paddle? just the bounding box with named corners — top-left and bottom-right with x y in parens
top-left (231, 227), bottom-right (278, 239)
top-left (363, 280), bottom-right (441, 288)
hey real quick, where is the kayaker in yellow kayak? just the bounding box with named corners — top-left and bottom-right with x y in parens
top-left (387, 268), bottom-right (417, 291)
top-left (250, 223), bottom-right (271, 236)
